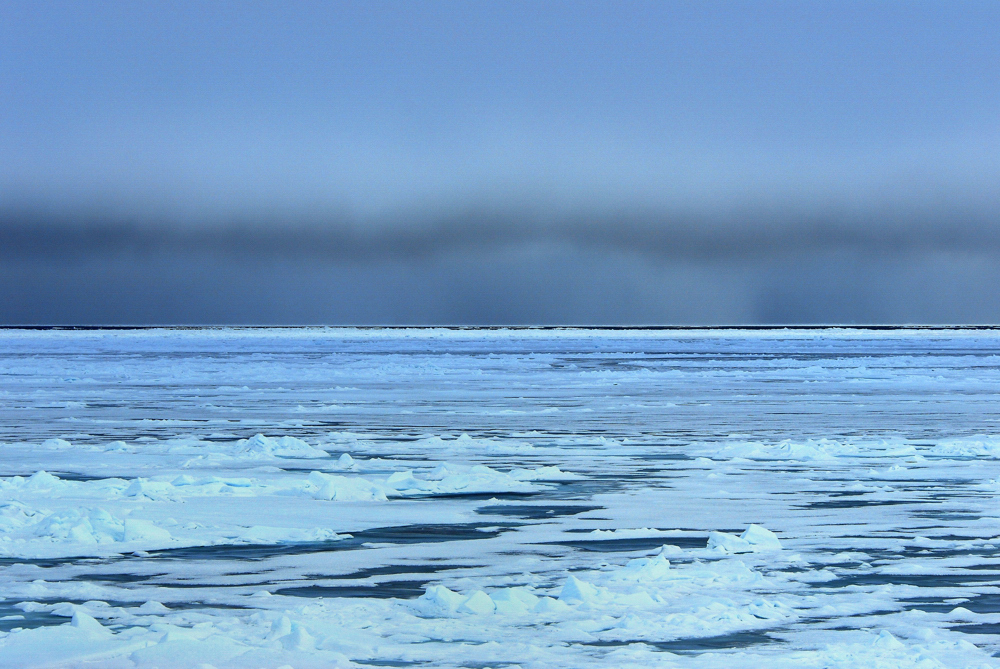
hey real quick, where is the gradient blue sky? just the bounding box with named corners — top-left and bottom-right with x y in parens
top-left (3, 1), bottom-right (999, 220)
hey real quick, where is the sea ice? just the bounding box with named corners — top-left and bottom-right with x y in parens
top-left (1, 328), bottom-right (999, 668)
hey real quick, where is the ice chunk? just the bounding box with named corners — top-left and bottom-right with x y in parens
top-left (533, 597), bottom-right (570, 614)
top-left (456, 590), bottom-right (496, 614)
top-left (741, 524), bottom-right (782, 551)
top-left (612, 554), bottom-right (672, 581)
top-left (388, 464), bottom-right (536, 496)
top-left (412, 585), bottom-right (467, 616)
top-left (136, 601), bottom-right (170, 614)
top-left (31, 508), bottom-right (125, 544)
top-left (708, 525), bottom-right (782, 553)
top-left (559, 575), bottom-right (600, 602)
top-left (279, 623), bottom-right (316, 651)
top-left (307, 471), bottom-right (388, 501)
top-left (267, 616), bottom-right (292, 641)
top-left (489, 587), bottom-right (539, 615)
top-left (123, 518), bottom-right (172, 543)
top-left (707, 531), bottom-right (753, 553)
top-left (386, 470), bottom-right (434, 492)
top-left (237, 434), bottom-right (328, 459)
top-left (337, 452), bottom-right (355, 468)
top-left (425, 463), bottom-right (466, 480)
top-left (509, 466), bottom-right (583, 481)
top-left (0, 501), bottom-right (41, 532)
top-left (26, 470), bottom-right (62, 490)
top-left (70, 610), bottom-right (111, 637)
top-left (872, 629), bottom-right (905, 649)
top-left (124, 478), bottom-right (156, 498)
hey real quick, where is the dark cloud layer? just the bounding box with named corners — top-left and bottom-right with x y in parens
top-left (1, 201), bottom-right (999, 325)
top-left (3, 200), bottom-right (998, 262)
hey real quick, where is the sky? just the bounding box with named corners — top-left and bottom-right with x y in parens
top-left (2, 1), bottom-right (999, 324)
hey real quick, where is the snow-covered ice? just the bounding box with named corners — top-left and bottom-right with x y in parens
top-left (0, 327), bottom-right (999, 667)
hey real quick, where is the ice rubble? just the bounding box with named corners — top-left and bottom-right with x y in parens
top-left (97, 434), bottom-right (331, 460)
top-left (704, 434), bottom-right (1000, 462)
top-left (929, 435), bottom-right (1000, 457)
top-left (413, 433), bottom-right (535, 454)
top-left (711, 438), bottom-right (858, 461)
top-left (410, 550), bottom-right (775, 623)
top-left (306, 471), bottom-right (388, 502)
top-left (0, 505), bottom-right (171, 547)
top-left (235, 434), bottom-right (329, 459)
top-left (306, 462), bottom-right (574, 499)
top-left (386, 464), bottom-right (539, 495)
top-left (1, 460), bottom-right (571, 508)
top-left (0, 459), bottom-right (575, 557)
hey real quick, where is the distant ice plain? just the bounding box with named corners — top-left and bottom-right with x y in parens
top-left (0, 328), bottom-right (999, 667)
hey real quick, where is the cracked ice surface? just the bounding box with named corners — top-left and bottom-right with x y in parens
top-left (0, 328), bottom-right (999, 667)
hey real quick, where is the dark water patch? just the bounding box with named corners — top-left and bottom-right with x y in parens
top-left (405, 491), bottom-right (540, 501)
top-left (0, 598), bottom-right (148, 631)
top-left (945, 593), bottom-right (1000, 613)
top-left (354, 661), bottom-right (427, 667)
top-left (587, 630), bottom-right (778, 653)
top-left (813, 572), bottom-right (1000, 589)
top-left (912, 510), bottom-right (981, 521)
top-left (357, 523), bottom-right (514, 544)
top-left (891, 480), bottom-right (977, 490)
top-left (798, 499), bottom-right (911, 510)
top-left (563, 527), bottom-right (720, 533)
top-left (950, 623), bottom-right (1000, 635)
top-left (548, 535), bottom-right (707, 552)
top-left (533, 479), bottom-right (626, 499)
top-left (635, 452), bottom-right (693, 461)
top-left (475, 504), bottom-right (602, 520)
top-left (131, 579), bottom-right (269, 589)
top-left (0, 556), bottom-right (106, 568)
top-left (309, 564), bottom-right (476, 580)
top-left (163, 601), bottom-right (255, 611)
top-left (49, 472), bottom-right (111, 482)
top-left (73, 572), bottom-right (164, 583)
top-left (276, 580), bottom-right (428, 599)
top-left (147, 523), bottom-right (514, 561)
top-left (958, 562), bottom-right (1000, 570)
top-left (900, 596), bottom-right (971, 613)
top-left (855, 545), bottom-right (1000, 562)
top-left (119, 599), bottom-right (256, 610)
top-left (0, 603), bottom-right (65, 632)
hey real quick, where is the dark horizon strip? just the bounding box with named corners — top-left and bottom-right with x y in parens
top-left (2, 207), bottom-right (1000, 261)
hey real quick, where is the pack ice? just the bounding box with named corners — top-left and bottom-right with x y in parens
top-left (0, 327), bottom-right (998, 668)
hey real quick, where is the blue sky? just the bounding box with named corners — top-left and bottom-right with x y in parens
top-left (3, 1), bottom-right (999, 219)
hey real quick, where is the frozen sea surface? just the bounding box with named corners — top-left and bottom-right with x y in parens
top-left (0, 327), bottom-right (999, 668)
